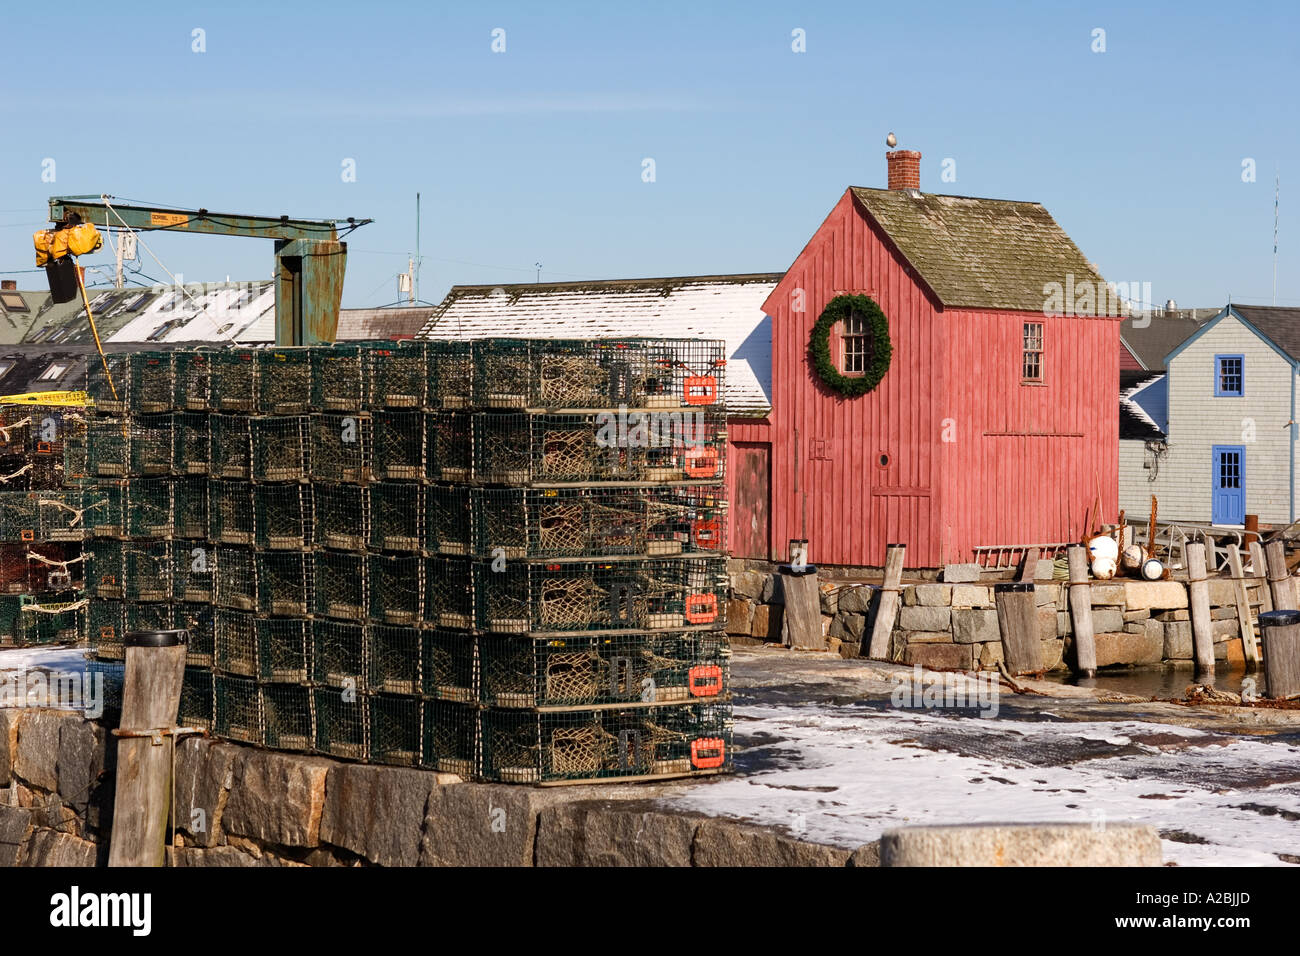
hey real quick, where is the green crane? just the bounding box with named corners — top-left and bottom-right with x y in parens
top-left (47, 195), bottom-right (372, 346)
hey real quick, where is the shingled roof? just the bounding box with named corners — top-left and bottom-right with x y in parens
top-left (849, 187), bottom-right (1115, 314)
top-left (1228, 305), bottom-right (1300, 363)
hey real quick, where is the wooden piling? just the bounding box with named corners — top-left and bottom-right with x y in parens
top-left (1185, 543), bottom-right (1215, 674)
top-left (1265, 540), bottom-right (1297, 611)
top-left (780, 564), bottom-right (824, 650)
top-left (994, 582), bottom-right (1041, 675)
top-left (1066, 544), bottom-right (1096, 677)
top-left (1259, 610), bottom-right (1300, 699)
top-left (1225, 544), bottom-right (1260, 666)
top-left (865, 543), bottom-right (906, 660)
top-left (107, 629), bottom-right (188, 868)
top-left (1249, 540), bottom-right (1274, 614)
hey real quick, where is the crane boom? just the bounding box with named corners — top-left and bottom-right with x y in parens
top-left (48, 196), bottom-right (372, 346)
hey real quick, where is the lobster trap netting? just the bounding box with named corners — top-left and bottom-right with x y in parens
top-left (473, 339), bottom-right (532, 408)
top-left (368, 553), bottom-right (422, 626)
top-left (172, 539), bottom-right (214, 603)
top-left (311, 345), bottom-right (366, 411)
top-left (0, 491), bottom-right (37, 542)
top-left (365, 342), bottom-right (426, 409)
top-left (311, 619), bottom-right (366, 689)
top-left (15, 542), bottom-right (83, 593)
top-left (370, 694), bottom-right (422, 766)
top-left (172, 476), bottom-right (209, 540)
top-left (311, 412), bottom-right (372, 483)
top-left (473, 487), bottom-right (658, 559)
top-left (373, 409), bottom-right (424, 480)
top-left (255, 482), bottom-right (314, 549)
top-left (38, 489), bottom-right (92, 542)
top-left (257, 616), bottom-right (311, 684)
top-left (179, 667), bottom-right (214, 731)
top-left (534, 339), bottom-right (618, 409)
top-left (87, 598), bottom-right (126, 660)
top-left (128, 414), bottom-right (175, 476)
top-left (261, 683), bottom-right (314, 751)
top-left (210, 414), bottom-right (252, 479)
top-left (128, 352), bottom-right (175, 414)
top-left (368, 482), bottom-right (423, 552)
top-left (173, 350), bottom-right (214, 412)
top-left (314, 687), bottom-right (368, 761)
top-left (423, 556), bottom-right (473, 629)
top-left (257, 348), bottom-right (313, 415)
top-left (252, 416), bottom-right (310, 482)
top-left (481, 703), bottom-right (731, 783)
top-left (126, 478), bottom-right (173, 539)
top-left (426, 485), bottom-right (470, 556)
top-left (89, 538), bottom-right (172, 602)
top-left (175, 600), bottom-right (215, 668)
top-left (208, 479), bottom-right (255, 545)
top-left (87, 659), bottom-right (125, 722)
top-left (214, 545), bottom-right (257, 611)
top-left (312, 482), bottom-right (368, 551)
top-left (215, 674), bottom-right (262, 743)
top-left (421, 701), bottom-right (477, 776)
top-left (211, 350), bottom-right (259, 412)
top-left (86, 418), bottom-right (130, 477)
top-left (214, 609), bottom-right (258, 678)
top-left (425, 411), bottom-right (471, 481)
top-left (368, 624), bottom-right (421, 695)
top-left (173, 412), bottom-right (210, 476)
top-left (314, 550), bottom-right (366, 621)
top-left (257, 549), bottom-right (313, 616)
top-left (421, 629), bottom-right (476, 702)
top-left (0, 595), bottom-right (85, 647)
top-left (127, 599), bottom-right (176, 635)
top-left (86, 353), bottom-right (130, 416)
top-left (426, 341), bottom-right (474, 410)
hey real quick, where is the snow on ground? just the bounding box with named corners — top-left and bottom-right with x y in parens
top-left (662, 701), bottom-right (1300, 867)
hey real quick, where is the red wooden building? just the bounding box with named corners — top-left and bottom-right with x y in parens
top-left (732, 150), bottom-right (1121, 568)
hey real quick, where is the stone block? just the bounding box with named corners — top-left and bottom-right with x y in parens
top-left (829, 612), bottom-right (866, 642)
top-left (1056, 610), bottom-right (1072, 636)
top-left (0, 709), bottom-right (18, 787)
top-left (1095, 630), bottom-right (1163, 667)
top-left (837, 585), bottom-right (874, 614)
top-left (913, 584), bottom-right (952, 607)
top-left (174, 738), bottom-right (240, 848)
top-left (421, 784), bottom-right (566, 867)
top-left (171, 845), bottom-right (270, 867)
top-left (943, 564), bottom-right (982, 584)
top-left (222, 749), bottom-right (333, 848)
top-left (536, 803), bottom-right (701, 867)
top-left (1123, 580), bottom-right (1188, 611)
top-left (899, 605), bottom-right (950, 632)
top-left (15, 709), bottom-right (74, 792)
top-left (1090, 583), bottom-right (1125, 606)
top-left (762, 575), bottom-right (782, 605)
top-left (1123, 608), bottom-right (1151, 622)
top-left (1164, 621), bottom-right (1193, 660)
top-left (881, 824), bottom-right (1161, 867)
top-left (0, 805), bottom-right (33, 866)
top-left (1035, 559), bottom-right (1056, 581)
top-left (20, 828), bottom-right (98, 867)
top-left (1207, 579), bottom-right (1237, 606)
top-left (1091, 608), bottom-right (1124, 633)
top-left (1034, 584), bottom-right (1057, 607)
top-left (57, 718), bottom-right (111, 817)
top-left (950, 585), bottom-right (992, 608)
top-left (903, 643), bottom-right (973, 670)
top-left (819, 586), bottom-right (837, 615)
top-left (1041, 639), bottom-right (1065, 671)
top-left (320, 763), bottom-right (445, 867)
top-left (1156, 609), bottom-right (1190, 622)
top-left (750, 604), bottom-right (783, 641)
top-left (904, 631), bottom-right (953, 644)
top-left (952, 608), bottom-right (998, 645)
top-left (730, 571), bottom-right (765, 600)
top-left (1036, 607), bottom-right (1056, 641)
top-left (1210, 606), bottom-right (1237, 621)
top-left (724, 598), bottom-right (754, 636)
top-left (1212, 618), bottom-right (1239, 639)
top-left (977, 641), bottom-right (1005, 669)
top-left (693, 818), bottom-right (850, 867)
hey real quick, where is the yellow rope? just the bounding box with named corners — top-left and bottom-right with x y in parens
top-left (75, 263), bottom-right (118, 402)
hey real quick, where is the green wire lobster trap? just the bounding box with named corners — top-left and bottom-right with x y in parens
top-left (128, 352), bottom-right (175, 414)
top-left (172, 540), bottom-right (214, 603)
top-left (208, 479), bottom-right (255, 545)
top-left (369, 694), bottom-right (422, 767)
top-left (311, 619), bottom-right (366, 690)
top-left (421, 629), bottom-right (476, 703)
top-left (85, 418), bottom-right (130, 477)
top-left (173, 350), bottom-right (215, 412)
top-left (479, 630), bottom-right (729, 709)
top-left (426, 485), bottom-right (471, 556)
top-left (368, 482), bottom-right (423, 552)
top-left (256, 549), bottom-right (313, 617)
top-left (481, 701), bottom-right (731, 784)
top-left (175, 601), bottom-right (215, 668)
top-left (210, 349), bottom-right (259, 413)
top-left (313, 686), bottom-right (368, 760)
top-left (129, 413), bottom-right (175, 476)
top-left (179, 667), bottom-right (214, 731)
top-left (255, 483), bottom-right (314, 549)
top-left (425, 411), bottom-right (471, 482)
top-left (257, 348), bottom-right (313, 415)
top-left (261, 683), bottom-right (314, 751)
top-left (86, 353), bottom-right (130, 416)
top-left (251, 416), bottom-right (311, 482)
top-left (367, 553), bottom-right (422, 626)
top-left (173, 412), bottom-right (210, 476)
top-left (172, 476), bottom-right (209, 540)
top-left (373, 409), bottom-right (424, 480)
top-left (365, 341), bottom-right (427, 409)
top-left (311, 412), bottom-right (372, 483)
top-left (257, 616), bottom-right (311, 684)
top-left (422, 700), bottom-right (476, 776)
top-left (423, 557), bottom-right (473, 629)
top-left (367, 623), bottom-right (421, 695)
top-left (213, 545), bottom-right (257, 611)
top-left (127, 478), bottom-right (173, 539)
top-left (215, 674), bottom-right (261, 744)
top-left (314, 549), bottom-right (366, 621)
top-left (214, 608), bottom-right (258, 678)
top-left (425, 341), bottom-right (474, 410)
top-left (312, 482), bottom-right (368, 551)
top-left (312, 344), bottom-right (367, 411)
top-left (210, 415), bottom-right (253, 479)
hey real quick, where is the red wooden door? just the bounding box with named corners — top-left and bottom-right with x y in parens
top-left (732, 442), bottom-right (771, 559)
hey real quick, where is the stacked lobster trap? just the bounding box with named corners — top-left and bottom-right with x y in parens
top-left (81, 337), bottom-right (732, 784)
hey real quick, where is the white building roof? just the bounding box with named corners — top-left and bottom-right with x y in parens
top-left (106, 281), bottom-right (276, 344)
top-left (417, 274), bottom-right (781, 415)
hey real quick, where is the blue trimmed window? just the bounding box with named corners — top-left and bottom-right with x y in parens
top-left (1215, 354), bottom-right (1244, 396)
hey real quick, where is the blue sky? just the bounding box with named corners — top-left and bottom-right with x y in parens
top-left (1, 0), bottom-right (1296, 309)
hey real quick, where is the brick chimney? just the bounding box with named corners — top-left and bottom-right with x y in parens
top-left (0, 280), bottom-right (15, 291)
top-left (886, 149), bottom-right (921, 191)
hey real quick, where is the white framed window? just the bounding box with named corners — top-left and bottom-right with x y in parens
top-left (38, 362), bottom-right (69, 381)
top-left (1022, 322), bottom-right (1044, 382)
top-left (841, 310), bottom-right (870, 375)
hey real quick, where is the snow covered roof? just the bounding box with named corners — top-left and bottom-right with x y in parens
top-left (417, 273), bottom-right (782, 415)
top-left (103, 280), bottom-right (277, 345)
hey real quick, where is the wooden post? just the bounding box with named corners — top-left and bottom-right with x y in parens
top-left (779, 564), bottom-right (824, 650)
top-left (108, 629), bottom-right (188, 867)
top-left (1066, 544), bottom-right (1096, 678)
top-left (1201, 532), bottom-right (1218, 574)
top-left (995, 582), bottom-right (1041, 675)
top-left (865, 543), bottom-right (906, 660)
top-left (1185, 543), bottom-right (1215, 674)
top-left (1265, 540), bottom-right (1297, 611)
top-left (1249, 540), bottom-right (1274, 614)
top-left (1225, 544), bottom-right (1260, 666)
top-left (1259, 609), bottom-right (1300, 699)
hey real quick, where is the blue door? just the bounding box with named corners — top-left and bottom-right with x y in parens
top-left (1211, 445), bottom-right (1245, 525)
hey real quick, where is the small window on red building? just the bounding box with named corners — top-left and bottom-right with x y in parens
top-left (1022, 322), bottom-right (1044, 382)
top-left (840, 310), bottom-right (870, 376)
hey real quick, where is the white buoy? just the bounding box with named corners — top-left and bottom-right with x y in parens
top-left (1141, 557), bottom-right (1163, 580)
top-left (1088, 535), bottom-right (1119, 563)
top-left (1121, 544), bottom-right (1144, 570)
top-left (1091, 555), bottom-right (1117, 580)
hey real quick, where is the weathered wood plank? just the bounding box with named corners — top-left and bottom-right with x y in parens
top-left (1225, 544), bottom-right (1260, 665)
top-left (1265, 540), bottom-right (1297, 611)
top-left (1185, 543), bottom-right (1215, 674)
top-left (780, 567), bottom-right (824, 650)
top-left (995, 582), bottom-right (1040, 676)
top-left (1066, 544), bottom-right (1096, 677)
top-left (1259, 610), bottom-right (1300, 699)
top-left (865, 544), bottom-right (906, 660)
top-left (1249, 541), bottom-right (1273, 614)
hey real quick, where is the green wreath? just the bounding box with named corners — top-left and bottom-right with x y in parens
top-left (808, 294), bottom-right (892, 396)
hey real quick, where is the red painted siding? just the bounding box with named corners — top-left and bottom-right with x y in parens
top-left (756, 188), bottom-right (1120, 567)
top-left (1119, 340), bottom-right (1143, 370)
